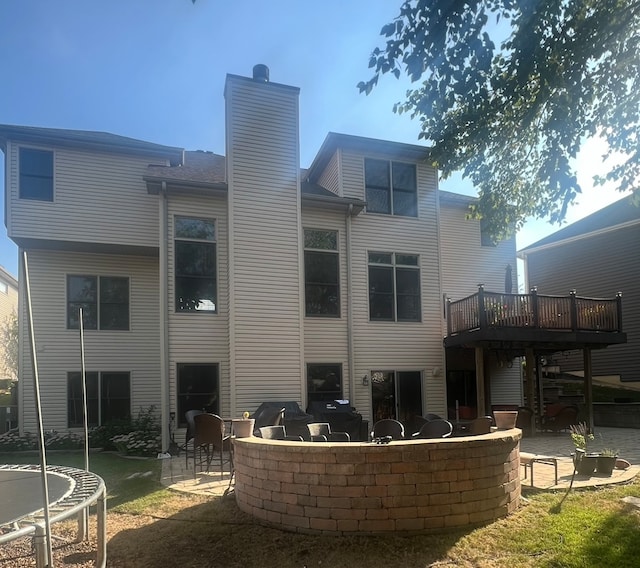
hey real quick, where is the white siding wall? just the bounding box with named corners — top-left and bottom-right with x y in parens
top-left (166, 194), bottom-right (230, 417)
top-left (302, 208), bottom-right (349, 396)
top-left (225, 76), bottom-right (303, 416)
top-left (19, 250), bottom-right (160, 433)
top-left (316, 151), bottom-right (341, 195)
top-left (439, 200), bottom-right (522, 405)
top-left (439, 201), bottom-right (518, 300)
top-left (341, 150), bottom-right (447, 420)
top-left (6, 141), bottom-right (159, 247)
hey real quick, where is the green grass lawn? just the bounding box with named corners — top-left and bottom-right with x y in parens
top-left (3, 450), bottom-right (171, 514)
top-left (2, 451), bottom-right (640, 567)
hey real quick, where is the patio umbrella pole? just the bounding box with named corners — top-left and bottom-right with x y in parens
top-left (23, 251), bottom-right (54, 567)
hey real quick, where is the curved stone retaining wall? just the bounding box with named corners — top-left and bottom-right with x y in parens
top-left (233, 430), bottom-right (521, 535)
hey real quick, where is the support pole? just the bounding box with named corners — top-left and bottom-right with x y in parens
top-left (23, 251), bottom-right (54, 567)
top-left (525, 349), bottom-right (536, 433)
top-left (77, 307), bottom-right (89, 541)
top-left (475, 347), bottom-right (486, 416)
top-left (583, 349), bottom-right (594, 433)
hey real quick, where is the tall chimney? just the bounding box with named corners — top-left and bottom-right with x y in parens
top-left (252, 64), bottom-right (269, 82)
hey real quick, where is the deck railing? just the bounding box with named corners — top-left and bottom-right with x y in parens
top-left (446, 286), bottom-right (623, 336)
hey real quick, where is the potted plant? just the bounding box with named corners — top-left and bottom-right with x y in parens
top-left (232, 411), bottom-right (255, 438)
top-left (570, 422), bottom-right (597, 475)
top-left (596, 448), bottom-right (618, 476)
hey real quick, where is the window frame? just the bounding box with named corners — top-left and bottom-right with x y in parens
top-left (303, 228), bottom-right (340, 318)
top-left (19, 146), bottom-right (54, 202)
top-left (364, 158), bottom-right (418, 217)
top-left (67, 371), bottom-right (131, 428)
top-left (66, 275), bottom-right (130, 330)
top-left (368, 252), bottom-right (421, 322)
top-left (174, 216), bottom-right (217, 313)
top-left (306, 363), bottom-right (344, 404)
top-left (176, 363), bottom-right (220, 427)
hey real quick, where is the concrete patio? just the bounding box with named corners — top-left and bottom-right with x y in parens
top-left (160, 426), bottom-right (640, 496)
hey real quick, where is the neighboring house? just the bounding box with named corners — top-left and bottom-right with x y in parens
top-left (0, 265), bottom-right (18, 380)
top-left (519, 194), bottom-right (639, 385)
top-left (0, 66), bottom-right (520, 448)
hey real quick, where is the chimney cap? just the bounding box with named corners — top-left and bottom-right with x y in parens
top-left (252, 64), bottom-right (269, 82)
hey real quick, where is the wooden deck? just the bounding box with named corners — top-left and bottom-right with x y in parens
top-left (444, 286), bottom-right (626, 353)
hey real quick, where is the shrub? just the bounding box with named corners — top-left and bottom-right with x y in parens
top-left (45, 430), bottom-right (83, 450)
top-left (0, 430), bottom-right (37, 451)
top-left (108, 406), bottom-right (161, 457)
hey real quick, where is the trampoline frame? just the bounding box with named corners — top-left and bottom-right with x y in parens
top-left (0, 463), bottom-right (106, 568)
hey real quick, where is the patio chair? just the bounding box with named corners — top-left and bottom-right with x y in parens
top-left (371, 419), bottom-right (405, 440)
top-left (184, 409), bottom-right (205, 468)
top-left (469, 416), bottom-right (492, 435)
top-left (424, 413), bottom-right (443, 421)
top-left (516, 406), bottom-right (534, 436)
top-left (307, 422), bottom-right (351, 442)
top-left (251, 406), bottom-right (285, 435)
top-left (412, 419), bottom-right (453, 439)
top-left (258, 425), bottom-right (304, 441)
top-left (405, 415), bottom-right (429, 436)
top-left (541, 405), bottom-right (579, 433)
top-left (191, 413), bottom-right (230, 479)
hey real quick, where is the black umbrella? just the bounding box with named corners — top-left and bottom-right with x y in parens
top-left (505, 264), bottom-right (513, 294)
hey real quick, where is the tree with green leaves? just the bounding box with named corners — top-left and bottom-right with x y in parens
top-left (0, 311), bottom-right (18, 380)
top-left (359, 0), bottom-right (639, 241)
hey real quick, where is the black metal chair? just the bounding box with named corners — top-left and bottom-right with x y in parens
top-left (307, 422), bottom-right (351, 442)
top-left (258, 425), bottom-right (303, 441)
top-left (191, 413), bottom-right (230, 479)
top-left (425, 413), bottom-right (443, 421)
top-left (371, 419), bottom-right (405, 440)
top-left (469, 416), bottom-right (492, 435)
top-left (184, 409), bottom-right (205, 468)
top-left (413, 419), bottom-right (453, 439)
top-left (251, 406), bottom-right (285, 436)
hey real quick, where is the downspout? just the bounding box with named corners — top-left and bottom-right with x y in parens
top-left (159, 182), bottom-right (170, 452)
top-left (346, 203), bottom-right (355, 406)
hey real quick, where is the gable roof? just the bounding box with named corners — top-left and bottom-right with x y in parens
top-left (519, 194), bottom-right (639, 255)
top-left (305, 132), bottom-right (430, 183)
top-left (0, 124), bottom-right (184, 164)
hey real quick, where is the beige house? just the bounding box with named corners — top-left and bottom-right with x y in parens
top-left (0, 66), bottom-right (521, 448)
top-left (0, 265), bottom-right (18, 381)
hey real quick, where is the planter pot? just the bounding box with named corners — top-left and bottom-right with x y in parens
top-left (493, 411), bottom-right (518, 430)
top-left (232, 419), bottom-right (255, 438)
top-left (573, 450), bottom-right (598, 476)
top-left (597, 455), bottom-right (617, 476)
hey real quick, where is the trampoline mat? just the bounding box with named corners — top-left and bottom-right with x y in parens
top-left (0, 469), bottom-right (74, 526)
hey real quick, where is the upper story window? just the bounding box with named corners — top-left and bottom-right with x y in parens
top-left (364, 158), bottom-right (417, 217)
top-left (67, 275), bottom-right (130, 330)
top-left (19, 147), bottom-right (53, 201)
top-left (175, 217), bottom-right (217, 312)
top-left (480, 218), bottom-right (497, 247)
top-left (0, 281), bottom-right (7, 294)
top-left (368, 252), bottom-right (421, 322)
top-left (304, 229), bottom-right (340, 317)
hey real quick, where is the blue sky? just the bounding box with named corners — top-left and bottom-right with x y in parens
top-left (0, 0), bottom-right (628, 280)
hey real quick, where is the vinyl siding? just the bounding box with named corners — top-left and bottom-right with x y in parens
top-left (225, 77), bottom-right (303, 416)
top-left (439, 200), bottom-right (522, 405)
top-left (341, 150), bottom-right (446, 419)
top-left (7, 141), bottom-right (159, 248)
top-left (316, 151), bottom-right (341, 195)
top-left (439, 201), bottom-right (518, 300)
top-left (302, 208), bottom-right (349, 396)
top-left (167, 193), bottom-right (230, 417)
top-left (19, 250), bottom-right (160, 433)
top-left (525, 225), bottom-right (640, 382)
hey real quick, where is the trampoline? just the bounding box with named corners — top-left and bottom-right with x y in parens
top-left (0, 464), bottom-right (106, 568)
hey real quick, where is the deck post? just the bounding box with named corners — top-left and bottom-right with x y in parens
top-left (616, 292), bottom-right (623, 332)
top-left (525, 348), bottom-right (536, 426)
top-left (477, 284), bottom-right (487, 329)
top-left (570, 289), bottom-right (578, 331)
top-left (475, 347), bottom-right (486, 416)
top-left (583, 349), bottom-right (594, 433)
